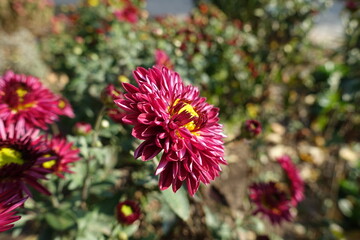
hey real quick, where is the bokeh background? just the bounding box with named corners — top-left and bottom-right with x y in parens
top-left (0, 0), bottom-right (360, 239)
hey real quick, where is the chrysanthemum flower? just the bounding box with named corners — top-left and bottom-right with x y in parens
top-left (0, 119), bottom-right (54, 196)
top-left (155, 49), bottom-right (173, 70)
top-left (115, 66), bottom-right (226, 196)
top-left (249, 182), bottom-right (292, 224)
top-left (54, 97), bottom-right (75, 118)
top-left (0, 71), bottom-right (71, 129)
top-left (108, 108), bottom-right (127, 124)
top-left (73, 122), bottom-right (92, 136)
top-left (243, 119), bottom-right (262, 137)
top-left (102, 84), bottom-right (127, 124)
top-left (101, 84), bottom-right (123, 107)
top-left (41, 136), bottom-right (80, 178)
top-left (116, 200), bottom-right (141, 225)
top-left (0, 189), bottom-right (27, 232)
top-left (114, 3), bottom-right (139, 24)
top-left (277, 155), bottom-right (304, 206)
top-left (346, 1), bottom-right (358, 11)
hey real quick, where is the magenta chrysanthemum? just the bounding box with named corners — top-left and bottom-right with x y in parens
top-left (54, 97), bottom-right (75, 118)
top-left (114, 3), bottom-right (139, 24)
top-left (116, 200), bottom-right (141, 225)
top-left (0, 189), bottom-right (27, 232)
top-left (74, 122), bottom-right (92, 136)
top-left (155, 49), bottom-right (173, 70)
top-left (0, 119), bottom-right (54, 196)
top-left (115, 66), bottom-right (226, 196)
top-left (102, 84), bottom-right (127, 124)
top-left (42, 136), bottom-right (80, 178)
top-left (101, 84), bottom-right (123, 106)
top-left (249, 182), bottom-right (292, 224)
top-left (277, 155), bottom-right (304, 206)
top-left (244, 119), bottom-right (262, 137)
top-left (0, 71), bottom-right (72, 129)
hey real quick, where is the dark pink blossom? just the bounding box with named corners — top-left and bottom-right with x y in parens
top-left (74, 122), bottom-right (92, 135)
top-left (0, 119), bottom-right (54, 196)
top-left (101, 84), bottom-right (127, 124)
top-left (116, 200), bottom-right (141, 225)
top-left (243, 119), bottom-right (262, 137)
top-left (277, 155), bottom-right (304, 206)
top-left (114, 4), bottom-right (139, 24)
top-left (101, 84), bottom-right (123, 107)
top-left (155, 49), bottom-right (173, 70)
top-left (0, 189), bottom-right (27, 232)
top-left (54, 97), bottom-right (75, 118)
top-left (0, 71), bottom-right (71, 129)
top-left (346, 1), bottom-right (358, 11)
top-left (115, 66), bottom-right (226, 196)
top-left (42, 136), bottom-right (80, 178)
top-left (249, 182), bottom-right (292, 224)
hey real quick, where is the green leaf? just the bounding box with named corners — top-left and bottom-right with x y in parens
top-left (123, 223), bottom-right (139, 236)
top-left (161, 187), bottom-right (190, 221)
top-left (338, 198), bottom-right (354, 217)
top-left (45, 210), bottom-right (76, 231)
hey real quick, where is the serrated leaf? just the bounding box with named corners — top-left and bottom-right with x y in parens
top-left (161, 187), bottom-right (190, 221)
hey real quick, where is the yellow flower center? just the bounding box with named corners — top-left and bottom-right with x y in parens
top-left (0, 148), bottom-right (24, 167)
top-left (121, 205), bottom-right (133, 217)
top-left (11, 103), bottom-right (37, 113)
top-left (11, 86), bottom-right (36, 113)
top-left (16, 88), bottom-right (28, 98)
top-left (172, 99), bottom-right (199, 132)
top-left (176, 100), bottom-right (199, 118)
top-left (58, 100), bottom-right (66, 109)
top-left (43, 160), bottom-right (56, 169)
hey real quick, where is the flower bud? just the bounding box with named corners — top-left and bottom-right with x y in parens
top-left (116, 200), bottom-right (141, 225)
top-left (101, 84), bottom-right (123, 108)
top-left (242, 119), bottom-right (262, 138)
top-left (73, 122), bottom-right (92, 136)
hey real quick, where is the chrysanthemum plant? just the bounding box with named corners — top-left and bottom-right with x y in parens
top-left (1, 1), bottom-right (323, 238)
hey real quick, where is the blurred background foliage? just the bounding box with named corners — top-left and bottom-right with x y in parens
top-left (0, 0), bottom-right (360, 239)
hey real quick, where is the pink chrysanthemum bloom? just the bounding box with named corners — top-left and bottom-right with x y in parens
top-left (74, 122), bottom-right (92, 136)
top-left (0, 189), bottom-right (27, 232)
top-left (116, 200), bottom-right (141, 225)
top-left (155, 49), bottom-right (173, 70)
top-left (114, 3), bottom-right (139, 24)
top-left (0, 71), bottom-right (70, 129)
top-left (101, 84), bottom-right (123, 107)
top-left (277, 155), bottom-right (304, 206)
top-left (42, 136), bottom-right (80, 178)
top-left (115, 66), bottom-right (226, 196)
top-left (54, 97), bottom-right (75, 118)
top-left (108, 108), bottom-right (127, 124)
top-left (102, 84), bottom-right (127, 124)
top-left (249, 182), bottom-right (292, 224)
top-left (0, 119), bottom-right (54, 196)
top-left (244, 119), bottom-right (262, 137)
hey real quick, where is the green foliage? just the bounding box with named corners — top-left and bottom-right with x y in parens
top-left (161, 188), bottom-right (190, 221)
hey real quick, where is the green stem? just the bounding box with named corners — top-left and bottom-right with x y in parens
top-left (92, 106), bottom-right (107, 147)
top-left (81, 106), bottom-right (107, 210)
top-left (224, 135), bottom-right (243, 146)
